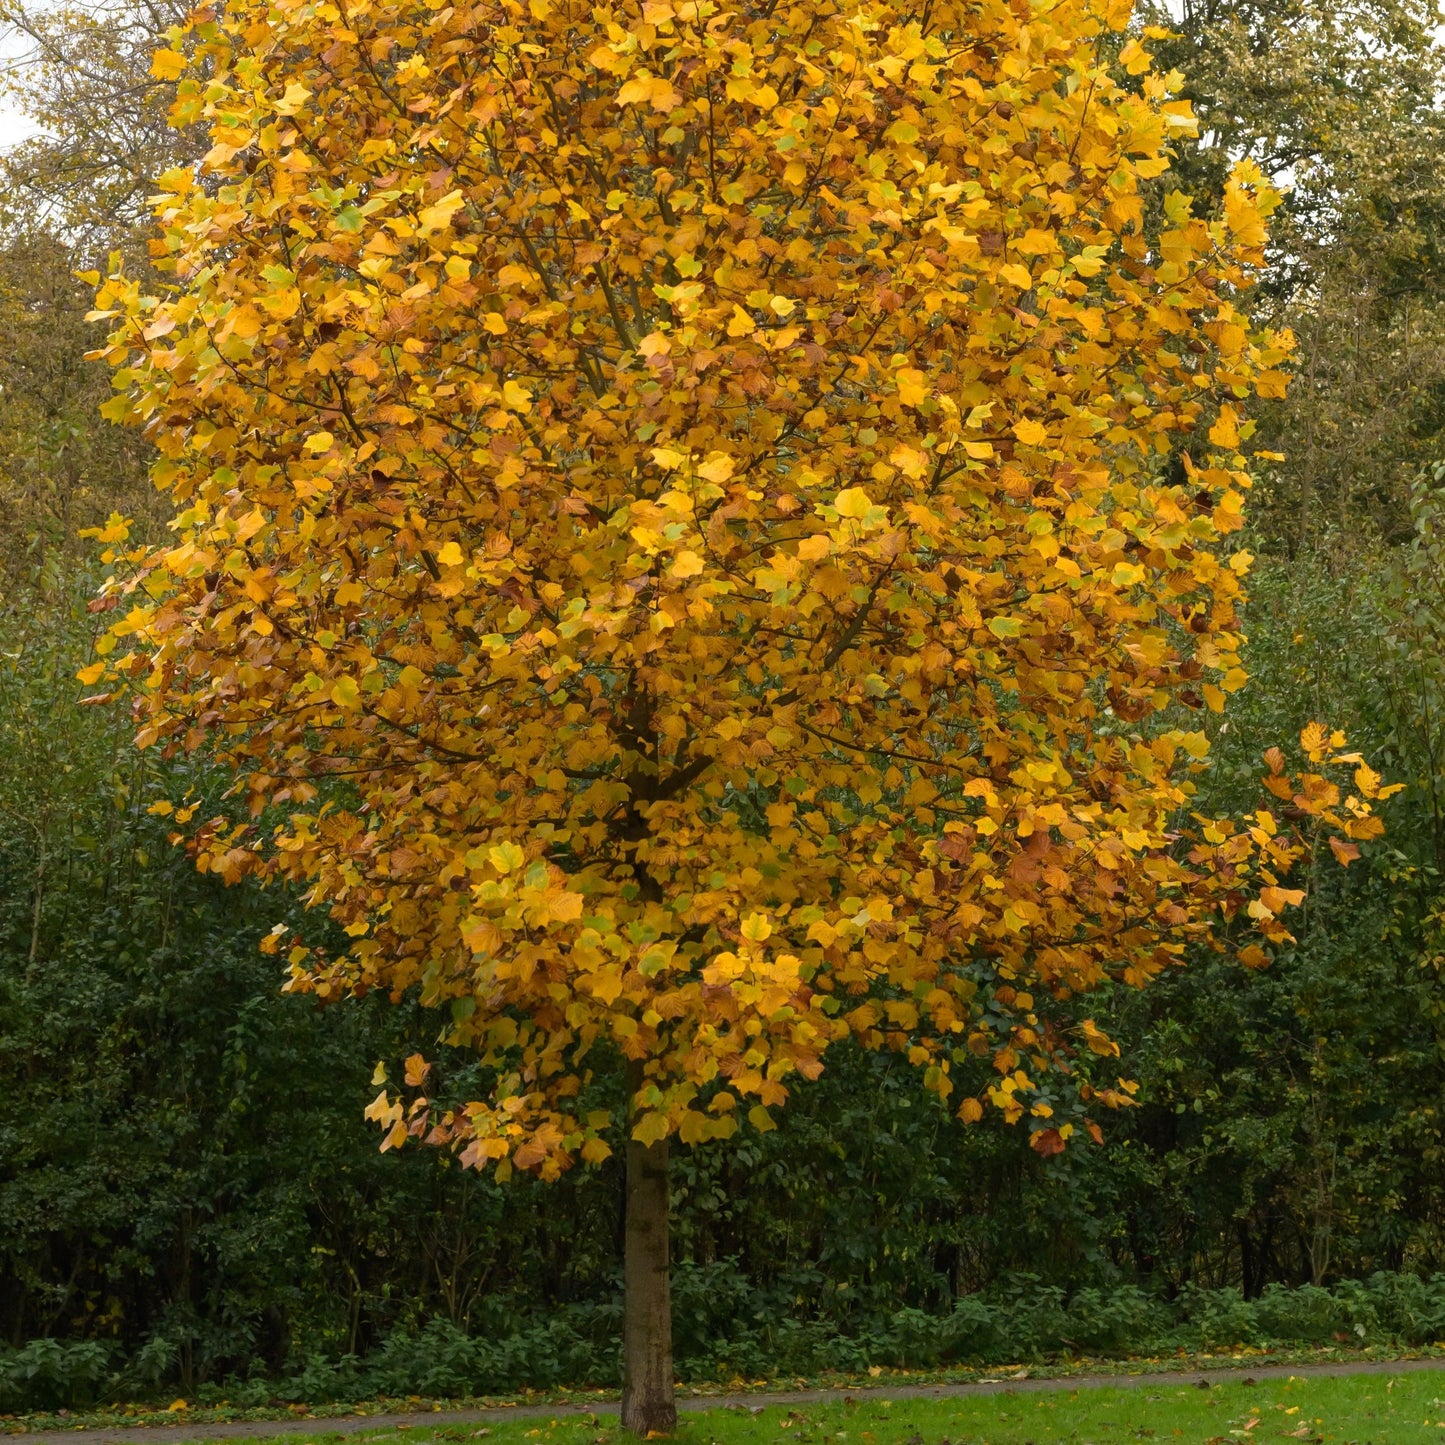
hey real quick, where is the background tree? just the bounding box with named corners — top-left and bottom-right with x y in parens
top-left (85, 0), bottom-right (1384, 1432)
top-left (0, 0), bottom-right (197, 255)
top-left (1140, 0), bottom-right (1445, 549)
top-left (0, 230), bottom-right (155, 582)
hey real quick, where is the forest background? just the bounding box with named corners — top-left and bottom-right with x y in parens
top-left (6, 0), bottom-right (1445, 1413)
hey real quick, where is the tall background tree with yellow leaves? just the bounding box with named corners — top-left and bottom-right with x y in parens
top-left (85, 0), bottom-right (1388, 1428)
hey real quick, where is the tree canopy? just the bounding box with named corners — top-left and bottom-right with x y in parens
top-left (87, 0), bottom-right (1388, 1174)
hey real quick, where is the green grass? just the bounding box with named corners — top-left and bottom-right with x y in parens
top-left (16, 1349), bottom-right (1445, 1435)
top-left (205, 1373), bottom-right (1445, 1445)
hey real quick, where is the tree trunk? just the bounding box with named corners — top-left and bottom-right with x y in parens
top-left (621, 1133), bottom-right (675, 1435)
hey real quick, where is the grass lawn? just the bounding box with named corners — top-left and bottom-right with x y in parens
top-left (209, 1374), bottom-right (1445, 1445)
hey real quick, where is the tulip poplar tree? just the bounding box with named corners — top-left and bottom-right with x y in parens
top-left (85, 0), bottom-right (1391, 1428)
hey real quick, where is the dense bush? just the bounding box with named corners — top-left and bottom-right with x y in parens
top-left (11, 1272), bottom-right (1445, 1411)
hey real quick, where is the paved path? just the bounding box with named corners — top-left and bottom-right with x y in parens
top-left (9, 1359), bottom-right (1445, 1445)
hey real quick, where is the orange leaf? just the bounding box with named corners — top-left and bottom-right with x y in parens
top-left (1030, 1128), bottom-right (1067, 1157)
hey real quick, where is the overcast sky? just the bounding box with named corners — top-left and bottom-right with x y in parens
top-left (0, 111), bottom-right (39, 148)
top-left (0, 29), bottom-right (41, 151)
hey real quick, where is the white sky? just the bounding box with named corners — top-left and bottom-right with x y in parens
top-left (0, 110), bottom-right (40, 148)
top-left (0, 28), bottom-right (43, 151)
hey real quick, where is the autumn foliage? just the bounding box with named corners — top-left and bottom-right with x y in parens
top-left (87, 0), bottom-right (1389, 1182)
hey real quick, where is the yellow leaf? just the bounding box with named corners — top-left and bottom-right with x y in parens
top-left (77, 661), bottom-right (107, 685)
top-left (488, 842), bottom-right (526, 874)
top-left (748, 1104), bottom-right (776, 1132)
top-left (436, 541), bottom-right (465, 567)
top-left (303, 431), bottom-right (335, 454)
top-left (679, 1109), bottom-right (711, 1145)
top-left (696, 453), bottom-right (735, 484)
top-left (417, 190), bottom-right (466, 234)
top-left (1078, 1019), bottom-right (1119, 1057)
top-left (889, 444), bottom-right (928, 478)
top-left (329, 676), bottom-right (360, 709)
top-left (632, 1110), bottom-right (670, 1146)
top-left (671, 550), bottom-right (704, 579)
top-left (273, 81), bottom-right (312, 116)
top-left (1118, 38), bottom-right (1151, 74)
top-left (896, 368), bottom-right (928, 407)
top-left (834, 487), bottom-right (872, 519)
top-left (150, 48), bottom-right (187, 80)
top-left (1354, 762), bottom-right (1382, 798)
top-left (740, 912), bottom-right (772, 942)
top-left (1209, 406), bottom-right (1240, 449)
top-left (1014, 229), bottom-right (1056, 256)
top-left (548, 889), bottom-right (584, 922)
